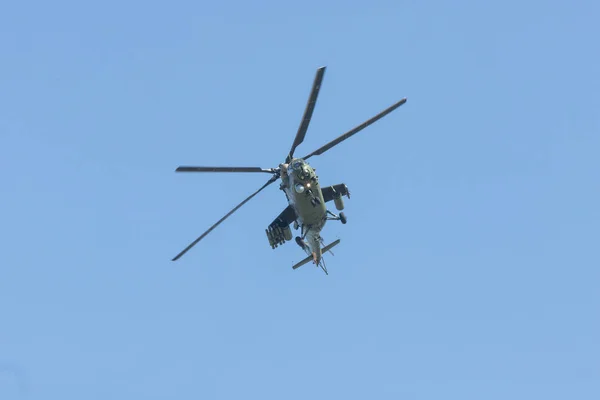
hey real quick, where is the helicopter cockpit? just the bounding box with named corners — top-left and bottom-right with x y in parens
top-left (288, 159), bottom-right (305, 172)
top-left (289, 159), bottom-right (313, 182)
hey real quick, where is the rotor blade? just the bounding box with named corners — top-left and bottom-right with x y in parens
top-left (176, 166), bottom-right (275, 173)
top-left (288, 66), bottom-right (326, 161)
top-left (172, 175), bottom-right (278, 261)
top-left (302, 97), bottom-right (407, 160)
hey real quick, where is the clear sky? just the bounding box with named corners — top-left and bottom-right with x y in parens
top-left (1, 1), bottom-right (598, 398)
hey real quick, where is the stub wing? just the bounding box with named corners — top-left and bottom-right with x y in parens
top-left (321, 184), bottom-right (350, 203)
top-left (292, 239), bottom-right (341, 271)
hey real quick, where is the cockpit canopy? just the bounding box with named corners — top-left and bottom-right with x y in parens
top-left (288, 159), bottom-right (313, 182)
top-left (288, 159), bottom-right (306, 172)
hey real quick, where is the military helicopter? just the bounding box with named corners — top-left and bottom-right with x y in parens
top-left (172, 66), bottom-right (407, 274)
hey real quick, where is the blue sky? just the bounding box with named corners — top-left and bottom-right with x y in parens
top-left (1, 0), bottom-right (598, 398)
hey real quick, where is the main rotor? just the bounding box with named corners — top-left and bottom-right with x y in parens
top-left (172, 66), bottom-right (407, 261)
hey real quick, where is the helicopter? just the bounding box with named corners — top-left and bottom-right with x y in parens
top-left (172, 66), bottom-right (407, 274)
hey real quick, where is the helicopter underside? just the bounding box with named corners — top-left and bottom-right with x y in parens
top-left (265, 183), bottom-right (350, 249)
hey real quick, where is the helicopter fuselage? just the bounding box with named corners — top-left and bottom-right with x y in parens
top-left (280, 158), bottom-right (327, 263)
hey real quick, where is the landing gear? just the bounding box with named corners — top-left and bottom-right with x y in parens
top-left (295, 236), bottom-right (307, 250)
top-left (326, 209), bottom-right (347, 224)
